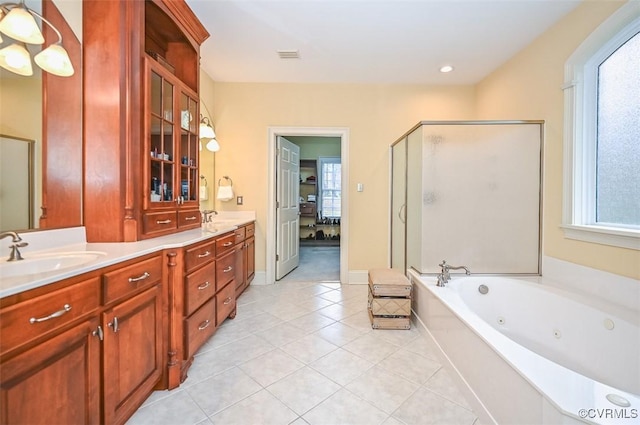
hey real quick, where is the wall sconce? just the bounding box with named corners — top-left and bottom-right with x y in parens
top-left (199, 114), bottom-right (220, 152)
top-left (0, 0), bottom-right (74, 77)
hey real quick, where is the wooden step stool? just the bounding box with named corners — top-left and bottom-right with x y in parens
top-left (367, 268), bottom-right (412, 330)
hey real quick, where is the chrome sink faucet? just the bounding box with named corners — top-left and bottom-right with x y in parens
top-left (0, 231), bottom-right (29, 261)
top-left (436, 260), bottom-right (471, 287)
top-left (201, 210), bottom-right (218, 223)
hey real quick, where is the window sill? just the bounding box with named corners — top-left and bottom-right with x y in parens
top-left (561, 224), bottom-right (640, 250)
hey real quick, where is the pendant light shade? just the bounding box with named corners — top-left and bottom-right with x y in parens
top-left (0, 4), bottom-right (44, 44)
top-left (34, 43), bottom-right (74, 76)
top-left (0, 42), bottom-right (33, 76)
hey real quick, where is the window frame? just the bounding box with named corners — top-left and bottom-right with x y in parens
top-left (317, 156), bottom-right (341, 219)
top-left (562, 2), bottom-right (640, 250)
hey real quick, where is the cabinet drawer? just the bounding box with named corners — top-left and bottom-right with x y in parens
top-left (215, 232), bottom-right (236, 256)
top-left (184, 262), bottom-right (216, 316)
top-left (216, 250), bottom-right (235, 290)
top-left (245, 222), bottom-right (255, 238)
top-left (143, 211), bottom-right (178, 235)
top-left (103, 255), bottom-right (163, 304)
top-left (0, 277), bottom-right (100, 354)
top-left (216, 280), bottom-right (236, 326)
top-left (184, 297), bottom-right (216, 358)
top-left (234, 227), bottom-right (246, 243)
top-left (178, 209), bottom-right (201, 229)
top-left (185, 240), bottom-right (215, 273)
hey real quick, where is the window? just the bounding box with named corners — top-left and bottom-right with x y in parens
top-left (318, 157), bottom-right (341, 218)
top-left (563, 2), bottom-right (640, 250)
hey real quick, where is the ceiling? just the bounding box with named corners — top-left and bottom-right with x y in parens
top-left (185, 0), bottom-right (581, 85)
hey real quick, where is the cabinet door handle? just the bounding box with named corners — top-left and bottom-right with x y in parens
top-left (185, 216), bottom-right (197, 221)
top-left (156, 219), bottom-right (172, 224)
top-left (197, 250), bottom-right (211, 258)
top-left (29, 304), bottom-right (72, 324)
top-left (197, 281), bottom-right (210, 290)
top-left (198, 319), bottom-right (211, 330)
top-left (93, 326), bottom-right (104, 341)
top-left (223, 266), bottom-right (233, 273)
top-left (128, 272), bottom-right (150, 283)
top-left (222, 242), bottom-right (233, 247)
top-left (108, 317), bottom-right (119, 333)
top-left (223, 297), bottom-right (233, 305)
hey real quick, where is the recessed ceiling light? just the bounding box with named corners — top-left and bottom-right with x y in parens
top-left (440, 65), bottom-right (454, 73)
top-left (277, 50), bottom-right (300, 59)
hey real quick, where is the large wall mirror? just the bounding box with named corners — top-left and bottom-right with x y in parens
top-left (0, 0), bottom-right (82, 233)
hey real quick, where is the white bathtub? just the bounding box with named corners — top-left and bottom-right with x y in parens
top-left (410, 270), bottom-right (640, 425)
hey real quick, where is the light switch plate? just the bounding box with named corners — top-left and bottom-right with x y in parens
top-left (237, 196), bottom-right (243, 205)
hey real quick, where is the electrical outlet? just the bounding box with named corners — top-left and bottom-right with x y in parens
top-left (236, 196), bottom-right (243, 205)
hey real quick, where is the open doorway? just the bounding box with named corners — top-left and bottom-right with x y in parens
top-left (281, 136), bottom-right (341, 282)
top-left (266, 127), bottom-right (349, 285)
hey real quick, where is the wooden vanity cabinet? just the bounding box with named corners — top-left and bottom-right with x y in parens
top-left (0, 273), bottom-right (102, 425)
top-left (234, 222), bottom-right (256, 297)
top-left (83, 0), bottom-right (209, 242)
top-left (0, 252), bottom-right (165, 425)
top-left (101, 254), bottom-right (164, 425)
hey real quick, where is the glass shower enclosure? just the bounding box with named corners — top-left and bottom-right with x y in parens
top-left (390, 121), bottom-right (544, 275)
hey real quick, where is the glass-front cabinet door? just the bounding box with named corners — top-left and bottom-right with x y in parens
top-left (179, 91), bottom-right (199, 205)
top-left (143, 58), bottom-right (200, 237)
top-left (149, 67), bottom-right (175, 205)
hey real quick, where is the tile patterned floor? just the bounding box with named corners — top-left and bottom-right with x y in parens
top-left (126, 279), bottom-right (483, 425)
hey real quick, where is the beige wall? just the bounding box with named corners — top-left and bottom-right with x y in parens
top-left (200, 0), bottom-right (639, 280)
top-left (200, 80), bottom-right (476, 274)
top-left (475, 0), bottom-right (639, 279)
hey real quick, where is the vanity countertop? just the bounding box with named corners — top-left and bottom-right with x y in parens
top-left (0, 214), bottom-right (256, 299)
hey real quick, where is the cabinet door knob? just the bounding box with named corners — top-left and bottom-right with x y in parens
top-left (223, 242), bottom-right (233, 247)
top-left (197, 281), bottom-right (210, 290)
top-left (29, 304), bottom-right (72, 324)
top-left (223, 297), bottom-right (233, 305)
top-left (108, 317), bottom-right (119, 333)
top-left (223, 266), bottom-right (233, 273)
top-left (197, 251), bottom-right (211, 258)
top-left (156, 219), bottom-right (172, 224)
top-left (185, 216), bottom-right (197, 221)
top-left (128, 271), bottom-right (150, 283)
top-left (93, 326), bottom-right (104, 341)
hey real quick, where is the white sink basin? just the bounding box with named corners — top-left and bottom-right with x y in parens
top-left (0, 251), bottom-right (107, 279)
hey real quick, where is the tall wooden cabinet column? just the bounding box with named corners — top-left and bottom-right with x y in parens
top-left (83, 0), bottom-right (209, 242)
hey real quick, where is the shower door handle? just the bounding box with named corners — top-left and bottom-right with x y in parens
top-left (399, 204), bottom-right (406, 224)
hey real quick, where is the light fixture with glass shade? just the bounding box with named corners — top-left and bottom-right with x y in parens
top-left (0, 0), bottom-right (74, 77)
top-left (199, 114), bottom-right (220, 152)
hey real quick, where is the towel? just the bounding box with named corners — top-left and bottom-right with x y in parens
top-left (199, 185), bottom-right (208, 201)
top-left (217, 185), bottom-right (234, 201)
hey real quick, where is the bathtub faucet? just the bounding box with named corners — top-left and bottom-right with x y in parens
top-left (437, 260), bottom-right (471, 286)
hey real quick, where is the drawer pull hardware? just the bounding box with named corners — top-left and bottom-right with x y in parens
top-left (197, 281), bottom-right (210, 290)
top-left (223, 297), bottom-right (232, 305)
top-left (185, 216), bottom-right (197, 221)
top-left (29, 304), bottom-right (72, 324)
top-left (156, 219), bottom-right (172, 224)
top-left (128, 272), bottom-right (150, 283)
top-left (108, 317), bottom-right (119, 333)
top-left (198, 319), bottom-right (211, 330)
top-left (222, 241), bottom-right (233, 247)
top-left (93, 326), bottom-right (104, 341)
top-left (223, 266), bottom-right (233, 273)
top-left (197, 251), bottom-right (211, 258)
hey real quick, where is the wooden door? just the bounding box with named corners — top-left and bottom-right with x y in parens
top-left (276, 137), bottom-right (300, 279)
top-left (246, 235), bottom-right (255, 284)
top-left (102, 285), bottom-right (163, 425)
top-left (234, 241), bottom-right (246, 296)
top-left (0, 319), bottom-right (101, 424)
